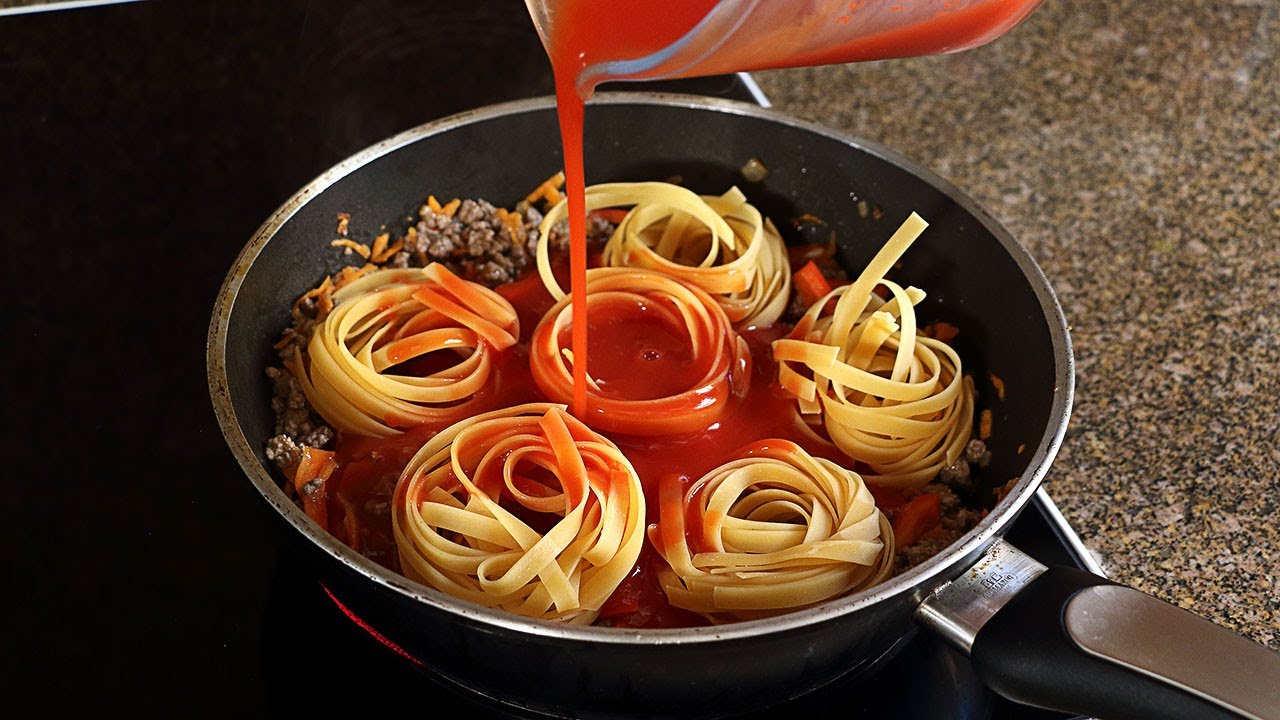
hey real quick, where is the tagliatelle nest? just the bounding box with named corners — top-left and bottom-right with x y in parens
top-left (773, 214), bottom-right (975, 488)
top-left (650, 439), bottom-right (893, 621)
top-left (392, 403), bottom-right (646, 624)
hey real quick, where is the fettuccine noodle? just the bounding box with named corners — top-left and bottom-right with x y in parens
top-left (391, 403), bottom-right (646, 623)
top-left (287, 264), bottom-right (519, 437)
top-left (772, 213), bottom-right (975, 488)
top-left (536, 182), bottom-right (790, 329)
top-left (650, 439), bottom-right (893, 621)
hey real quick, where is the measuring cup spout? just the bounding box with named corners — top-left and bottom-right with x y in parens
top-left (575, 0), bottom-right (761, 95)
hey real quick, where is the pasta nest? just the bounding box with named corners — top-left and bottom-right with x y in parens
top-left (536, 182), bottom-right (791, 329)
top-left (649, 439), bottom-right (893, 620)
top-left (391, 403), bottom-right (646, 623)
top-left (287, 264), bottom-right (519, 438)
top-left (772, 214), bottom-right (975, 488)
top-left (529, 267), bottom-right (751, 436)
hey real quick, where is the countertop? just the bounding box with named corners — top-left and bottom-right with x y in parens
top-left (756, 0), bottom-right (1279, 648)
top-left (2, 0), bottom-right (1275, 714)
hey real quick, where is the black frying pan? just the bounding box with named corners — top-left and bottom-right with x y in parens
top-left (207, 94), bottom-right (1280, 720)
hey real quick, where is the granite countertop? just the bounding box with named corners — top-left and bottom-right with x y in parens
top-left (756, 0), bottom-right (1278, 649)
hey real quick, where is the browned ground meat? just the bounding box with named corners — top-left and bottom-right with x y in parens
top-left (892, 442), bottom-right (993, 574)
top-left (545, 213), bottom-right (616, 252)
top-left (895, 535), bottom-right (954, 574)
top-left (893, 481), bottom-right (985, 575)
top-left (264, 366), bottom-right (333, 472)
top-left (400, 199), bottom-right (541, 286)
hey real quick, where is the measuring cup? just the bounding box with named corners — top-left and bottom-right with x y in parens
top-left (525, 0), bottom-right (1045, 96)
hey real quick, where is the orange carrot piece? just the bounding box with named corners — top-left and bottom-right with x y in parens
top-left (793, 260), bottom-right (834, 307)
top-left (924, 321), bottom-right (961, 344)
top-left (891, 493), bottom-right (941, 547)
top-left (990, 373), bottom-right (1006, 400)
top-left (370, 233), bottom-right (389, 260)
top-left (330, 238), bottom-right (372, 259)
top-left (293, 447), bottom-right (338, 529)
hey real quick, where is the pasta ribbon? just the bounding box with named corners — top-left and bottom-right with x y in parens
top-left (529, 267), bottom-right (750, 436)
top-left (536, 182), bottom-right (790, 329)
top-left (391, 403), bottom-right (646, 624)
top-left (287, 264), bottom-right (518, 437)
top-left (772, 214), bottom-right (975, 488)
top-left (649, 440), bottom-right (893, 620)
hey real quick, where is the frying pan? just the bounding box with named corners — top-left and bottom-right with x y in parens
top-left (207, 94), bottom-right (1280, 719)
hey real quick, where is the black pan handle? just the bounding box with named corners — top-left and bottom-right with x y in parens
top-left (915, 540), bottom-right (1280, 720)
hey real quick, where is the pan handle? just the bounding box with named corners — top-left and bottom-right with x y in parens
top-left (915, 540), bottom-right (1280, 720)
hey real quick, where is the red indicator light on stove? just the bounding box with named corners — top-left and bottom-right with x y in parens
top-left (321, 584), bottom-right (425, 668)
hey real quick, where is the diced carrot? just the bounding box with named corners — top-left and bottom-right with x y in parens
top-left (793, 260), bottom-right (834, 308)
top-left (330, 238), bottom-right (372, 259)
top-left (524, 172), bottom-right (567, 206)
top-left (980, 409), bottom-right (993, 440)
top-left (990, 373), bottom-right (1006, 400)
top-left (369, 232), bottom-right (388, 260)
top-left (371, 238), bottom-right (404, 264)
top-left (495, 208), bottom-right (527, 243)
top-left (923, 321), bottom-right (960, 344)
top-left (786, 241), bottom-right (835, 270)
top-left (293, 447), bottom-right (338, 530)
top-left (891, 493), bottom-right (941, 547)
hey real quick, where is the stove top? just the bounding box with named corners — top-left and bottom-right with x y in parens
top-left (264, 491), bottom-right (1090, 719)
top-left (4, 2), bottom-right (1089, 716)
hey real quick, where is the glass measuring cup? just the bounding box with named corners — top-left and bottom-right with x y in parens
top-left (526, 0), bottom-right (1045, 96)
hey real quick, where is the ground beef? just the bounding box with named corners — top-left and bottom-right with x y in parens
top-left (938, 458), bottom-right (974, 493)
top-left (265, 433), bottom-right (301, 471)
top-left (937, 438), bottom-right (992, 494)
top-left (963, 438), bottom-right (992, 467)
top-left (895, 535), bottom-right (953, 574)
top-left (264, 366), bottom-right (334, 472)
top-left (545, 214), bottom-right (615, 252)
top-left (408, 198), bottom-right (553, 286)
top-left (892, 483), bottom-right (985, 575)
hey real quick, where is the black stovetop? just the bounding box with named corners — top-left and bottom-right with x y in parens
top-left (4, 2), bottom-right (1083, 716)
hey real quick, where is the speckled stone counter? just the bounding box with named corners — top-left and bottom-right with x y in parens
top-left (757, 0), bottom-right (1279, 649)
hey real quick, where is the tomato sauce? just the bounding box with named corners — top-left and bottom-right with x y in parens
top-left (321, 262), bottom-right (858, 625)
top-left (580, 294), bottom-right (701, 401)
